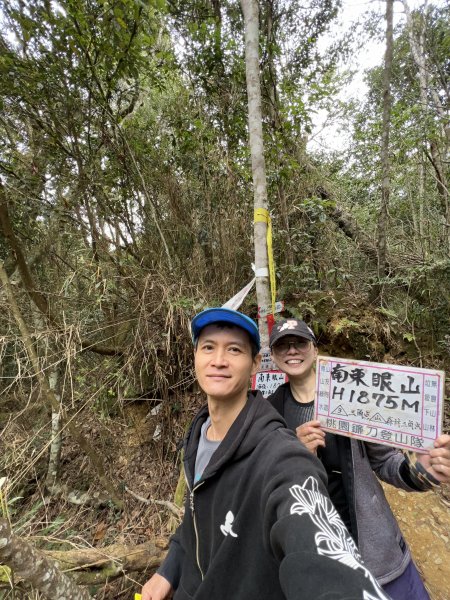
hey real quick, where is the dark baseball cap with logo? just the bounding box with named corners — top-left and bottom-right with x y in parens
top-left (269, 318), bottom-right (317, 348)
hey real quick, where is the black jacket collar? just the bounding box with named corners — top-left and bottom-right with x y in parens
top-left (184, 390), bottom-right (286, 486)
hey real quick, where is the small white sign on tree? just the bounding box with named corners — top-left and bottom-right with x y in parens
top-left (315, 356), bottom-right (444, 452)
top-left (252, 371), bottom-right (288, 398)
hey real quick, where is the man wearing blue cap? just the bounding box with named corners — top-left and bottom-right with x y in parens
top-left (141, 308), bottom-right (390, 600)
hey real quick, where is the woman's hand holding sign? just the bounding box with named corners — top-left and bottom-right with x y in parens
top-left (297, 421), bottom-right (450, 487)
top-left (416, 434), bottom-right (450, 484)
top-left (296, 420), bottom-right (326, 454)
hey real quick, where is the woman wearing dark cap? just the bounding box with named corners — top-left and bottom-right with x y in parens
top-left (268, 318), bottom-right (450, 600)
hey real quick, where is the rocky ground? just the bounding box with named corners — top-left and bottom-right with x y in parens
top-left (382, 483), bottom-right (450, 600)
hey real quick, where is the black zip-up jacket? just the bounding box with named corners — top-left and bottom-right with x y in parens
top-left (269, 382), bottom-right (427, 585)
top-left (159, 391), bottom-right (390, 599)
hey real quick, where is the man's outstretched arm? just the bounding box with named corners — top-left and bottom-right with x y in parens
top-left (141, 534), bottom-right (183, 600)
top-left (265, 433), bottom-right (390, 600)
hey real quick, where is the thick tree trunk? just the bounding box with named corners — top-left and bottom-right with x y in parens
top-left (0, 518), bottom-right (91, 600)
top-left (377, 0), bottom-right (394, 288)
top-left (240, 0), bottom-right (271, 346)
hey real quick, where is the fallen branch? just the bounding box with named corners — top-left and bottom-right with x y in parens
top-left (47, 538), bottom-right (168, 585)
top-left (125, 486), bottom-right (183, 519)
top-left (0, 519), bottom-right (169, 588)
top-left (47, 484), bottom-right (113, 507)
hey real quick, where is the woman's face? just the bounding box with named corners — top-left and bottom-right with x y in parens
top-left (271, 335), bottom-right (318, 381)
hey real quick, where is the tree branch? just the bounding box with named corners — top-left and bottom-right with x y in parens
top-left (0, 261), bottom-right (124, 509)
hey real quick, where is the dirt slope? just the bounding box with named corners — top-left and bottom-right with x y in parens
top-left (382, 484), bottom-right (450, 600)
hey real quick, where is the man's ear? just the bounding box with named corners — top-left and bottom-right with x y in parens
top-left (251, 353), bottom-right (262, 376)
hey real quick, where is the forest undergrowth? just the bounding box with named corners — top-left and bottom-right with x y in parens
top-left (1, 286), bottom-right (449, 599)
top-left (1, 0), bottom-right (450, 597)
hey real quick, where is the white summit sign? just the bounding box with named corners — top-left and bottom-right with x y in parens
top-left (315, 356), bottom-right (444, 452)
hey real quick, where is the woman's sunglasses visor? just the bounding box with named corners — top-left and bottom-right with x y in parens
top-left (272, 339), bottom-right (311, 354)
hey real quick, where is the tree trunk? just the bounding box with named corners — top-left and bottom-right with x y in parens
top-left (330, 206), bottom-right (379, 264)
top-left (45, 380), bottom-right (63, 491)
top-left (403, 0), bottom-right (450, 144)
top-left (417, 152), bottom-right (427, 259)
top-left (121, 134), bottom-right (174, 271)
top-left (28, 303), bottom-right (64, 492)
top-left (402, 0), bottom-right (450, 251)
top-left (0, 261), bottom-right (124, 509)
top-left (0, 518), bottom-right (91, 600)
top-left (0, 183), bottom-right (122, 357)
top-left (377, 0), bottom-right (394, 288)
top-left (240, 0), bottom-right (271, 347)
top-left (265, 0), bottom-right (293, 266)
top-left (428, 141), bottom-right (450, 232)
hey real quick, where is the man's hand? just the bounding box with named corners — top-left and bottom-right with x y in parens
top-left (141, 573), bottom-right (173, 600)
top-left (296, 420), bottom-right (326, 454)
top-left (416, 434), bottom-right (450, 484)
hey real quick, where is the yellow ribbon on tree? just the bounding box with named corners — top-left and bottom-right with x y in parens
top-left (254, 208), bottom-right (276, 315)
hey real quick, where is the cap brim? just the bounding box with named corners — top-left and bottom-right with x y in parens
top-left (270, 328), bottom-right (316, 348)
top-left (191, 308), bottom-right (260, 351)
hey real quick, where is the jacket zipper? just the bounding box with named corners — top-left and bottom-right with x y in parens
top-left (358, 440), bottom-right (365, 457)
top-left (186, 476), bottom-right (205, 580)
top-left (349, 441), bottom-right (359, 544)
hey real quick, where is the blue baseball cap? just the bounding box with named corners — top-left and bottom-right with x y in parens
top-left (191, 308), bottom-right (261, 351)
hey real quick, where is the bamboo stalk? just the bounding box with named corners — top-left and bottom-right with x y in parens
top-left (0, 260), bottom-right (123, 509)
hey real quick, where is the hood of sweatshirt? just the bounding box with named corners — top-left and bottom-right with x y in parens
top-left (183, 390), bottom-right (287, 486)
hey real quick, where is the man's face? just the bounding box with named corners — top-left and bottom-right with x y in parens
top-left (195, 324), bottom-right (260, 401)
top-left (271, 335), bottom-right (318, 380)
